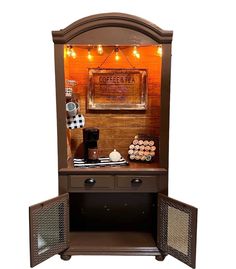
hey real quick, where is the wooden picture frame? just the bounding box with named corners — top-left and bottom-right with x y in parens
top-left (87, 68), bottom-right (148, 110)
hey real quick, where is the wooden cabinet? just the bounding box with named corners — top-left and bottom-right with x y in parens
top-left (116, 175), bottom-right (158, 191)
top-left (29, 13), bottom-right (198, 268)
top-left (70, 175), bottom-right (115, 190)
top-left (29, 190), bottom-right (197, 267)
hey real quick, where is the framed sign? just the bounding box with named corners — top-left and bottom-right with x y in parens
top-left (87, 68), bottom-right (148, 110)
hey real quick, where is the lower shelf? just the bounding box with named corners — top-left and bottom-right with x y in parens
top-left (64, 231), bottom-right (160, 255)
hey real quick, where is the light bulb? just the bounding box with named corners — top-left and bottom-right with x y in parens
top-left (157, 45), bottom-right (162, 57)
top-left (66, 46), bottom-right (72, 56)
top-left (133, 46), bottom-right (137, 56)
top-left (115, 52), bottom-right (120, 61)
top-left (71, 49), bottom-right (76, 59)
top-left (66, 45), bottom-right (76, 58)
top-left (135, 52), bottom-right (140, 59)
top-left (132, 46), bottom-right (140, 59)
top-left (87, 49), bottom-right (93, 61)
top-left (97, 44), bottom-right (103, 55)
top-left (115, 48), bottom-right (120, 61)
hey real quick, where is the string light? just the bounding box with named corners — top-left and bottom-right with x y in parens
top-left (157, 45), bottom-right (162, 57)
top-left (71, 50), bottom-right (76, 59)
top-left (97, 44), bottom-right (103, 55)
top-left (66, 45), bottom-right (76, 58)
top-left (115, 47), bottom-right (120, 61)
top-left (87, 48), bottom-right (93, 61)
top-left (66, 46), bottom-right (71, 56)
top-left (66, 44), bottom-right (163, 62)
top-left (132, 46), bottom-right (140, 59)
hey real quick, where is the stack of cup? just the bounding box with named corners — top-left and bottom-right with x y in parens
top-left (66, 102), bottom-right (85, 129)
top-left (66, 102), bottom-right (78, 117)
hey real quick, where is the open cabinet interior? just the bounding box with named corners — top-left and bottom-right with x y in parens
top-left (69, 193), bottom-right (158, 251)
top-left (30, 192), bottom-right (197, 267)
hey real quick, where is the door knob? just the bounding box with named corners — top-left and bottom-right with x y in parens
top-left (84, 178), bottom-right (96, 185)
top-left (131, 178), bottom-right (142, 184)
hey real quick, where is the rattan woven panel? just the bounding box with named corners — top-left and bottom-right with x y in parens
top-left (30, 194), bottom-right (69, 267)
top-left (159, 194), bottom-right (197, 268)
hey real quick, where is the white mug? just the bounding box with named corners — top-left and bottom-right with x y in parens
top-left (66, 102), bottom-right (77, 117)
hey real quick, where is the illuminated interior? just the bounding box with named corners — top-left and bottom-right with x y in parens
top-left (64, 45), bottom-right (162, 161)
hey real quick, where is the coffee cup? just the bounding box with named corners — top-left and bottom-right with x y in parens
top-left (66, 102), bottom-right (77, 117)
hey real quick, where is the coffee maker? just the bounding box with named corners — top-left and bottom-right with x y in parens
top-left (83, 128), bottom-right (99, 162)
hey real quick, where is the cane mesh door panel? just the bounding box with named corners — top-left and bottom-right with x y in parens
top-left (29, 193), bottom-right (69, 267)
top-left (158, 194), bottom-right (197, 268)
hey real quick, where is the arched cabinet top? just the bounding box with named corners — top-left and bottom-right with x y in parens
top-left (52, 13), bottom-right (173, 44)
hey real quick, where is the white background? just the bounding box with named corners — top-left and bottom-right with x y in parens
top-left (0, 0), bottom-right (236, 268)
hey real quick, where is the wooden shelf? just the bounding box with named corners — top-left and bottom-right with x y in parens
top-left (65, 231), bottom-right (159, 255)
top-left (59, 159), bottom-right (167, 175)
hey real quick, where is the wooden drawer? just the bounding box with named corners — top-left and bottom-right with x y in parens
top-left (116, 175), bottom-right (158, 192)
top-left (70, 175), bottom-right (114, 190)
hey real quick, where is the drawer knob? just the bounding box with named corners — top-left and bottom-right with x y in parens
top-left (131, 178), bottom-right (143, 184)
top-left (84, 178), bottom-right (96, 185)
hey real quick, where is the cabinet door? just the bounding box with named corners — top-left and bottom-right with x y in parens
top-left (29, 193), bottom-right (69, 267)
top-left (157, 193), bottom-right (197, 268)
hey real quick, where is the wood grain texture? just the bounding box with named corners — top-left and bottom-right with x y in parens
top-left (52, 13), bottom-right (173, 44)
top-left (65, 46), bottom-right (162, 159)
top-left (159, 44), bottom-right (171, 169)
top-left (59, 159), bottom-right (168, 175)
top-left (66, 231), bottom-right (159, 253)
top-left (54, 44), bottom-right (67, 169)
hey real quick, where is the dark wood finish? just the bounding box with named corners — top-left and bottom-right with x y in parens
top-left (116, 175), bottom-right (158, 191)
top-left (29, 194), bottom-right (69, 267)
top-left (67, 27), bottom-right (157, 45)
top-left (39, 12), bottom-right (198, 268)
top-left (59, 175), bottom-right (69, 194)
top-left (155, 252), bottom-right (167, 261)
top-left (60, 254), bottom-right (71, 261)
top-left (63, 231), bottom-right (159, 255)
top-left (68, 174), bottom-right (168, 193)
top-left (157, 194), bottom-right (198, 268)
top-left (70, 175), bottom-right (114, 189)
top-left (60, 160), bottom-right (167, 175)
top-left (159, 44), bottom-right (172, 169)
top-left (53, 13), bottom-right (173, 166)
top-left (157, 174), bottom-right (168, 195)
top-left (69, 193), bottom-right (157, 232)
top-left (54, 44), bottom-right (67, 169)
top-left (52, 13), bottom-right (173, 44)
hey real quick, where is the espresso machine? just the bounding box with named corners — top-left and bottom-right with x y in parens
top-left (83, 128), bottom-right (99, 162)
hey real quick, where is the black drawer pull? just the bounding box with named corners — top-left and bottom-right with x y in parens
top-left (131, 178), bottom-right (143, 184)
top-left (84, 178), bottom-right (96, 185)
